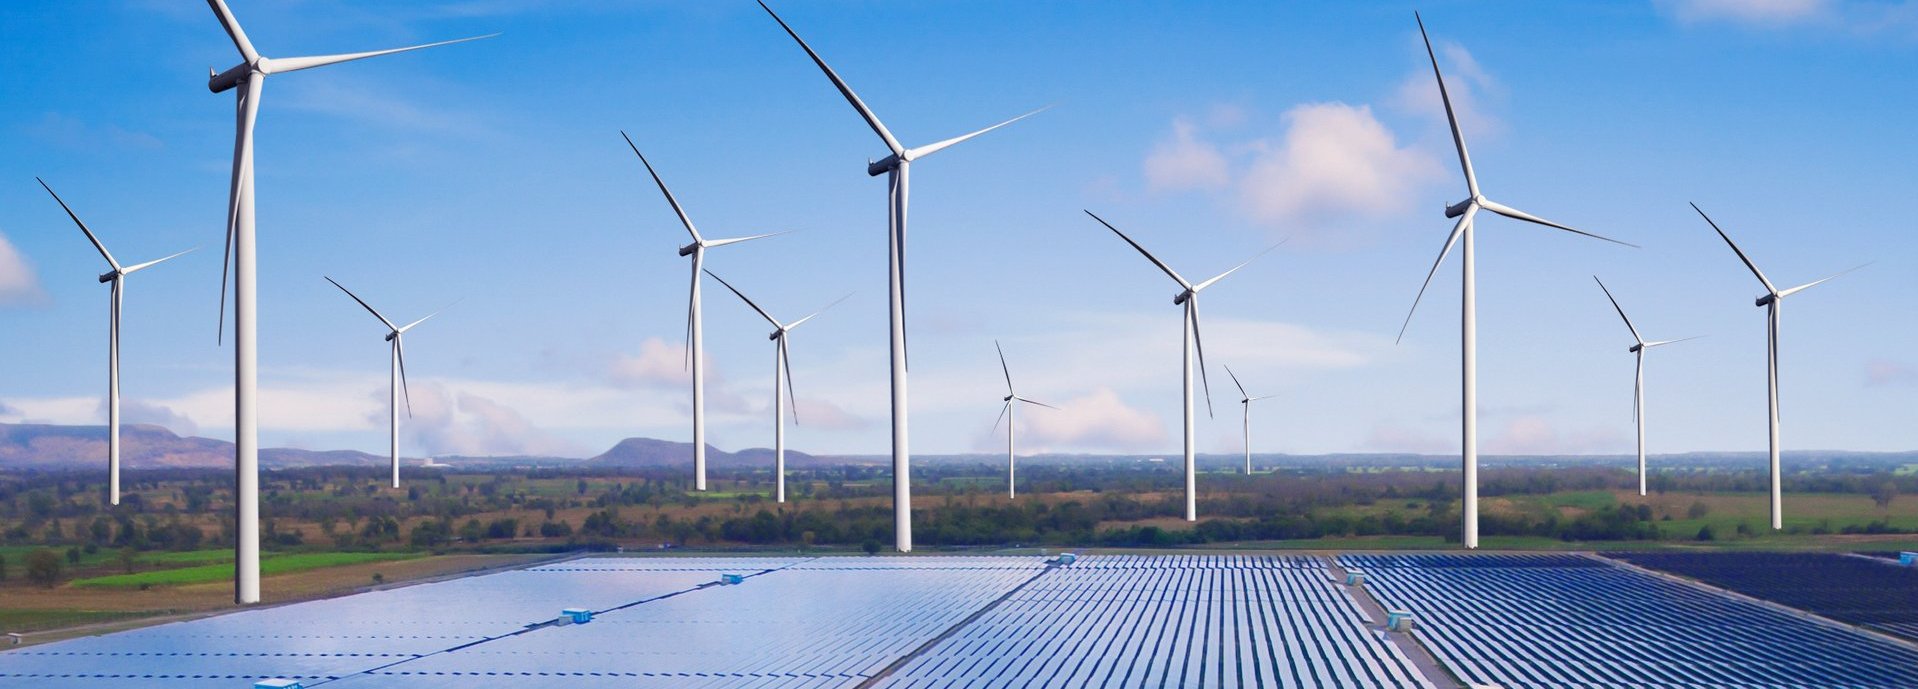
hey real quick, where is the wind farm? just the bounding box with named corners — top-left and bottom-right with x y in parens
top-left (1, 2), bottom-right (1916, 687)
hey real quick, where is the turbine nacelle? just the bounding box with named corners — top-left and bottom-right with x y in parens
top-left (1628, 343), bottom-right (1643, 353)
top-left (98, 271), bottom-right (119, 284)
top-left (1173, 290), bottom-right (1192, 305)
top-left (868, 154), bottom-right (901, 176)
top-left (1444, 197), bottom-right (1477, 218)
top-left (1756, 293), bottom-right (1777, 307)
top-left (209, 61), bottom-right (252, 93)
top-left (679, 242), bottom-right (701, 257)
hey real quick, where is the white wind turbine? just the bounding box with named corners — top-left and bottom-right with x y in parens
top-left (760, 1), bottom-right (1045, 552)
top-left (38, 178), bottom-right (193, 506)
top-left (621, 132), bottom-right (781, 492)
top-left (706, 271), bottom-right (848, 504)
top-left (1396, 13), bottom-right (1634, 549)
top-left (1593, 276), bottom-right (1696, 497)
top-left (1224, 366), bottom-right (1275, 476)
top-left (203, 0), bottom-right (492, 603)
top-left (1694, 203), bottom-right (1861, 530)
top-left (991, 341), bottom-right (1058, 500)
top-left (325, 277), bottom-right (443, 490)
top-left (1085, 211), bottom-right (1278, 522)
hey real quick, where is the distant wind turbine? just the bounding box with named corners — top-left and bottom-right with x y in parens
top-left (760, 0), bottom-right (1045, 552)
top-left (1224, 366), bottom-right (1275, 476)
top-left (1593, 276), bottom-right (1696, 497)
top-left (991, 341), bottom-right (1058, 500)
top-left (706, 271), bottom-right (848, 504)
top-left (1086, 210), bottom-right (1278, 522)
top-left (1694, 203), bottom-right (1862, 529)
top-left (203, 0), bottom-right (491, 604)
top-left (621, 132), bottom-right (781, 492)
top-left (37, 178), bottom-right (193, 507)
top-left (326, 277), bottom-right (444, 490)
top-left (1396, 13), bottom-right (1634, 549)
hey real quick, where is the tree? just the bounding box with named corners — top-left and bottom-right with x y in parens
top-left (0, 553), bottom-right (8, 581)
top-left (1686, 501), bottom-right (1711, 519)
top-left (118, 547), bottom-right (137, 574)
top-left (861, 539), bottom-right (882, 555)
top-left (1695, 525), bottom-right (1715, 541)
top-left (26, 549), bottom-right (62, 588)
top-left (1873, 482), bottom-right (1898, 509)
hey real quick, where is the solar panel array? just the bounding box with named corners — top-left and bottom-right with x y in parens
top-left (336, 557), bottom-right (1048, 688)
top-left (1342, 553), bottom-right (1918, 689)
top-left (1605, 551), bottom-right (1918, 642)
top-left (875, 555), bottom-right (1431, 689)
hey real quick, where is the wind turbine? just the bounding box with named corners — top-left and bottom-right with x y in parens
top-left (620, 132), bottom-right (780, 492)
top-left (705, 271), bottom-right (848, 504)
top-left (203, 0), bottom-right (492, 603)
top-left (991, 341), bottom-right (1058, 500)
top-left (37, 178), bottom-right (193, 507)
top-left (1593, 276), bottom-right (1696, 497)
top-left (325, 277), bottom-right (443, 491)
top-left (1395, 13), bottom-right (1634, 549)
top-left (759, 1), bottom-right (1045, 552)
top-left (1694, 203), bottom-right (1860, 530)
top-left (1224, 366), bottom-right (1275, 476)
top-left (1085, 211), bottom-right (1278, 522)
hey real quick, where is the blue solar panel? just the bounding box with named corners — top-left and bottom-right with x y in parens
top-left (875, 555), bottom-right (1430, 689)
top-left (1340, 553), bottom-right (1918, 688)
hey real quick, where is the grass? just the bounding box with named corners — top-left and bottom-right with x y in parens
top-left (71, 552), bottom-right (422, 589)
top-left (0, 608), bottom-right (161, 634)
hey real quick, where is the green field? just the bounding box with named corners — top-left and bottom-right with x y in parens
top-left (71, 552), bottom-right (422, 588)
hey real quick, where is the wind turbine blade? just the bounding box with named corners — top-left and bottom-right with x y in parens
top-left (1015, 397), bottom-right (1061, 411)
top-left (1691, 202), bottom-right (1776, 294)
top-left (1250, 395), bottom-right (1279, 402)
top-left (324, 276), bottom-right (398, 331)
top-left (996, 340), bottom-right (1015, 395)
top-left (397, 302), bottom-right (454, 334)
top-left (1416, 12), bottom-right (1479, 197)
top-left (781, 337), bottom-right (799, 424)
top-left (265, 34), bottom-right (497, 75)
top-left (219, 77), bottom-right (261, 345)
top-left (620, 131), bottom-right (701, 244)
top-left (907, 106), bottom-right (1050, 162)
top-left (122, 247), bottom-right (198, 275)
top-left (1480, 199), bottom-right (1637, 248)
top-left (396, 337), bottom-right (414, 419)
top-left (704, 270), bottom-right (781, 328)
top-left (206, 0), bottom-right (259, 62)
top-left (1777, 263), bottom-right (1869, 299)
top-left (785, 292), bottom-right (853, 332)
top-left (702, 231), bottom-right (788, 249)
top-left (1633, 352), bottom-right (1641, 424)
top-left (1225, 364), bottom-right (1249, 400)
top-left (1189, 299), bottom-right (1214, 418)
top-left (36, 178), bottom-right (120, 271)
top-left (1643, 335), bottom-right (1704, 348)
top-left (1193, 239), bottom-right (1285, 292)
top-left (757, 1), bottom-right (904, 156)
top-left (1084, 210), bottom-right (1191, 289)
top-left (991, 401), bottom-right (1010, 435)
top-left (1397, 206), bottom-right (1475, 343)
top-left (683, 260), bottom-right (697, 370)
top-left (1592, 276), bottom-right (1642, 344)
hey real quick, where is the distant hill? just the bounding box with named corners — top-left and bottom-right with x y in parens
top-left (0, 423), bottom-right (387, 469)
top-left (587, 437), bottom-right (877, 468)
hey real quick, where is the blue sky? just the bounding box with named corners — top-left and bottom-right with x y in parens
top-left (1, 0), bottom-right (1915, 459)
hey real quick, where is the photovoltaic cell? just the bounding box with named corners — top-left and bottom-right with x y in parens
top-left (1341, 553), bottom-right (1918, 689)
top-left (875, 555), bottom-right (1430, 689)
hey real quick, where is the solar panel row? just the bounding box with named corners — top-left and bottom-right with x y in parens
top-left (875, 555), bottom-right (1430, 689)
top-left (1342, 553), bottom-right (1918, 689)
top-left (1604, 551), bottom-right (1918, 642)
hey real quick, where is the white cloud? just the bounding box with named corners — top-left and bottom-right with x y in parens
top-left (1866, 359), bottom-right (1918, 386)
top-left (0, 232), bottom-right (45, 306)
top-left (1482, 415), bottom-right (1625, 455)
top-left (1239, 102), bottom-right (1443, 228)
top-left (1391, 41), bottom-right (1502, 142)
top-left (610, 337), bottom-right (692, 388)
top-left (1658, 0), bottom-right (1831, 26)
top-left (1009, 387), bottom-right (1167, 454)
top-left (1143, 118), bottom-right (1231, 192)
top-left (792, 397), bottom-right (870, 432)
top-left (113, 399), bottom-right (199, 436)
